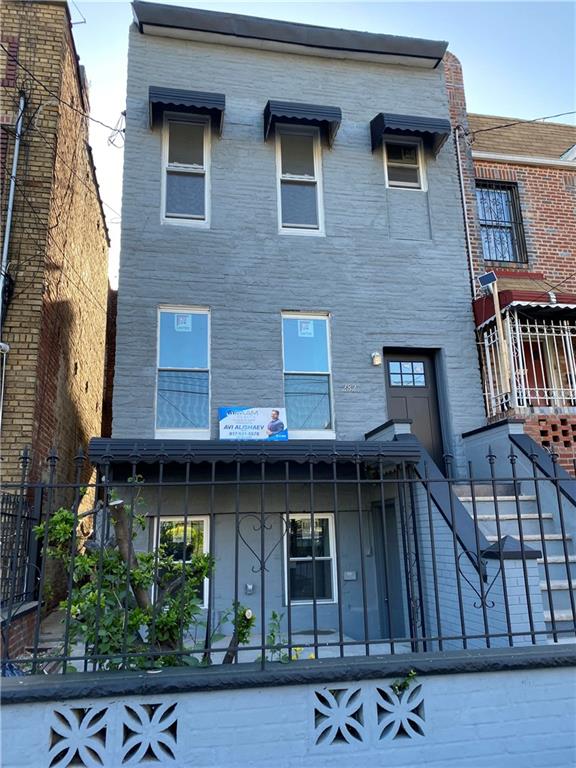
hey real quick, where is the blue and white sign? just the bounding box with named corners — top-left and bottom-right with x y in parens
top-left (218, 407), bottom-right (288, 441)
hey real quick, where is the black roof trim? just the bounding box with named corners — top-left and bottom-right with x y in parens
top-left (264, 100), bottom-right (342, 147)
top-left (370, 112), bottom-right (451, 154)
top-left (88, 438), bottom-right (420, 465)
top-left (149, 86), bottom-right (225, 133)
top-left (132, 2), bottom-right (447, 67)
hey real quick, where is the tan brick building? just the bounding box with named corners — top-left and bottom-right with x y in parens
top-left (0, 0), bottom-right (110, 486)
top-left (445, 53), bottom-right (576, 471)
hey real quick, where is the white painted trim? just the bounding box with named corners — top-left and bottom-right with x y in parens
top-left (283, 512), bottom-right (338, 606)
top-left (161, 113), bottom-right (211, 228)
top-left (153, 515), bottom-right (210, 609)
top-left (275, 125), bottom-right (325, 236)
top-left (140, 25), bottom-right (439, 68)
top-left (472, 150), bottom-right (576, 169)
top-left (383, 136), bottom-right (427, 191)
top-left (155, 306), bottom-right (211, 438)
top-left (281, 313), bottom-right (335, 434)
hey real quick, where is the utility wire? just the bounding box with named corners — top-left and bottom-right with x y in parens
top-left (0, 42), bottom-right (124, 135)
top-left (470, 111), bottom-right (576, 138)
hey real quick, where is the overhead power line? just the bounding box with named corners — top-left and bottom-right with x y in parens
top-left (470, 111), bottom-right (576, 138)
top-left (0, 42), bottom-right (124, 135)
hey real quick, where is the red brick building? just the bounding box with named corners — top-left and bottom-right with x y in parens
top-left (446, 53), bottom-right (576, 471)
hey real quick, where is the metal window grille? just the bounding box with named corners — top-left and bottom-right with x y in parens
top-left (475, 181), bottom-right (527, 263)
top-left (479, 311), bottom-right (576, 416)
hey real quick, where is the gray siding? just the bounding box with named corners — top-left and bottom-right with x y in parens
top-left (114, 26), bottom-right (485, 468)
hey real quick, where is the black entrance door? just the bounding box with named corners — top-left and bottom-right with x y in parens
top-left (383, 350), bottom-right (444, 467)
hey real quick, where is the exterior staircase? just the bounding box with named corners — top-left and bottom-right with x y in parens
top-left (454, 482), bottom-right (576, 642)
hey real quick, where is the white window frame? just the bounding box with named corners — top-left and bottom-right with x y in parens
top-left (161, 113), bottom-right (211, 228)
top-left (284, 512), bottom-right (338, 605)
top-left (155, 305), bottom-right (211, 440)
top-left (281, 312), bottom-right (335, 440)
top-left (275, 125), bottom-right (325, 236)
top-left (153, 516), bottom-right (210, 609)
top-left (383, 137), bottom-right (427, 191)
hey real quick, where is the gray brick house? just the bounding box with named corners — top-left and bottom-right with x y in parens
top-left (98, 2), bottom-right (575, 656)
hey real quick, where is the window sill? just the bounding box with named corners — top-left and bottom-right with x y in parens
top-left (155, 429), bottom-right (211, 440)
top-left (288, 430), bottom-right (336, 440)
top-left (279, 227), bottom-right (325, 237)
top-left (162, 217), bottom-right (210, 229)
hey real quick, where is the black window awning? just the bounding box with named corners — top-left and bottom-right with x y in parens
top-left (149, 86), bottom-right (226, 134)
top-left (370, 113), bottom-right (451, 155)
top-left (264, 100), bottom-right (342, 147)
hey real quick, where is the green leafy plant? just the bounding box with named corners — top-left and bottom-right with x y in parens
top-left (259, 611), bottom-right (301, 663)
top-left (391, 668), bottom-right (417, 695)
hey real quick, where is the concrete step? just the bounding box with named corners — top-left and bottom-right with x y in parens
top-left (538, 555), bottom-right (576, 580)
top-left (540, 582), bottom-right (576, 612)
top-left (453, 482), bottom-right (516, 498)
top-left (544, 610), bottom-right (576, 639)
top-left (486, 533), bottom-right (572, 557)
top-left (460, 498), bottom-right (538, 517)
top-left (476, 514), bottom-right (555, 538)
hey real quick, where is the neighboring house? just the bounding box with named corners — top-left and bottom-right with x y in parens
top-left (0, 0), bottom-right (110, 640)
top-left (446, 54), bottom-right (576, 472)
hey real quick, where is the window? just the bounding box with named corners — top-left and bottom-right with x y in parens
top-left (156, 517), bottom-right (209, 607)
top-left (163, 117), bottom-right (209, 225)
top-left (282, 315), bottom-right (333, 436)
top-left (475, 181), bottom-right (526, 262)
top-left (156, 308), bottom-right (210, 437)
top-left (384, 140), bottom-right (424, 189)
top-left (286, 514), bottom-right (337, 603)
top-left (388, 361), bottom-right (426, 387)
top-left (276, 127), bottom-right (324, 234)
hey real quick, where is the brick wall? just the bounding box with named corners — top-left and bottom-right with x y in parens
top-left (0, 604), bottom-right (36, 659)
top-left (0, 0), bottom-right (109, 486)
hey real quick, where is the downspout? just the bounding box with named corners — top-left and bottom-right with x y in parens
top-left (453, 125), bottom-right (476, 299)
top-left (0, 92), bottom-right (26, 332)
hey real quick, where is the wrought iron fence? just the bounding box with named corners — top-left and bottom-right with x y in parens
top-left (1, 442), bottom-right (575, 676)
top-left (1, 488), bottom-right (38, 607)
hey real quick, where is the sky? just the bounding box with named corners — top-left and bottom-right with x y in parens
top-left (70, 0), bottom-right (576, 285)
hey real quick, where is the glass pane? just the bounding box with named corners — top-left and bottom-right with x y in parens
top-left (285, 374), bottom-right (331, 429)
top-left (289, 517), bottom-right (331, 558)
top-left (387, 165), bottom-right (420, 185)
top-left (283, 317), bottom-right (329, 372)
top-left (159, 311), bottom-right (208, 369)
top-left (414, 374), bottom-right (426, 386)
top-left (413, 362), bottom-right (424, 374)
top-left (166, 171), bottom-right (205, 218)
top-left (388, 362), bottom-right (401, 374)
top-left (389, 373), bottom-right (402, 386)
top-left (289, 560), bottom-right (333, 601)
top-left (401, 374), bottom-right (415, 386)
top-left (401, 362), bottom-right (413, 373)
top-left (476, 186), bottom-right (512, 224)
top-left (168, 122), bottom-right (204, 166)
top-left (386, 143), bottom-right (418, 164)
top-left (281, 132), bottom-right (315, 176)
top-left (480, 226), bottom-right (515, 261)
top-left (156, 370), bottom-right (209, 429)
top-left (160, 519), bottom-right (204, 561)
top-left (281, 181), bottom-right (318, 228)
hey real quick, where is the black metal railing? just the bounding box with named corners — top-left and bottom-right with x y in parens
top-left (1, 443), bottom-right (575, 676)
top-left (475, 180), bottom-right (527, 263)
top-left (1, 487), bottom-right (38, 607)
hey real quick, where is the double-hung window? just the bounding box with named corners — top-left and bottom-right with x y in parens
top-left (156, 308), bottom-right (210, 438)
top-left (163, 117), bottom-right (210, 225)
top-left (384, 140), bottom-right (424, 189)
top-left (157, 517), bottom-right (209, 607)
top-left (286, 513), bottom-right (337, 604)
top-left (282, 314), bottom-right (333, 437)
top-left (276, 127), bottom-right (324, 234)
top-left (475, 181), bottom-right (526, 262)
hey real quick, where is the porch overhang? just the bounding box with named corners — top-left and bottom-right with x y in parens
top-left (473, 288), bottom-right (576, 328)
top-left (88, 438), bottom-right (421, 466)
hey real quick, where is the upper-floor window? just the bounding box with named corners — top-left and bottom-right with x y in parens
top-left (156, 308), bottom-right (210, 438)
top-left (475, 181), bottom-right (527, 262)
top-left (282, 314), bottom-right (333, 436)
top-left (384, 139), bottom-right (425, 190)
top-left (162, 116), bottom-right (210, 226)
top-left (276, 127), bottom-right (324, 234)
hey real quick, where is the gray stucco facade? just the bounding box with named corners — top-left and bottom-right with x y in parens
top-left (113, 12), bottom-right (486, 469)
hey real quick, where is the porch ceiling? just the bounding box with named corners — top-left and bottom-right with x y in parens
top-left (88, 438), bottom-right (420, 465)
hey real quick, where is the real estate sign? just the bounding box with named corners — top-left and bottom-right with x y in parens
top-left (218, 407), bottom-right (288, 441)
